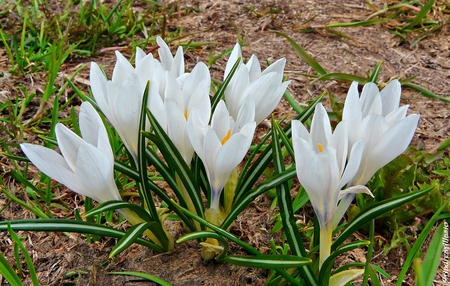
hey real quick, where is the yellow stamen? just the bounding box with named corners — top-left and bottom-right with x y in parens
top-left (318, 143), bottom-right (324, 152)
top-left (221, 130), bottom-right (231, 145)
top-left (184, 109), bottom-right (189, 121)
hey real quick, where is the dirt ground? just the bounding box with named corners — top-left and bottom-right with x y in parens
top-left (1, 0), bottom-right (449, 285)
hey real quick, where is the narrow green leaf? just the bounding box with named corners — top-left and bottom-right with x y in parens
top-left (333, 186), bottom-right (432, 250)
top-left (275, 31), bottom-right (327, 75)
top-left (369, 61), bottom-right (383, 83)
top-left (314, 73), bottom-right (367, 84)
top-left (109, 222), bottom-right (156, 257)
top-left (84, 200), bottom-right (152, 222)
top-left (0, 246), bottom-right (23, 286)
top-left (176, 205), bottom-right (301, 286)
top-left (403, 0), bottom-right (434, 30)
top-left (272, 119), bottom-right (317, 286)
top-left (145, 110), bottom-right (204, 219)
top-left (421, 221), bottom-right (445, 285)
top-left (272, 119), bottom-right (303, 256)
top-left (437, 136), bottom-right (450, 151)
top-left (0, 219), bottom-right (164, 253)
top-left (177, 231), bottom-right (228, 259)
top-left (319, 240), bottom-right (370, 285)
top-left (401, 82), bottom-right (450, 104)
top-left (108, 271), bottom-right (172, 286)
top-left (7, 224), bottom-right (39, 286)
top-left (222, 254), bottom-right (311, 269)
top-left (210, 57), bottom-right (241, 112)
top-left (325, 19), bottom-right (387, 28)
top-left (223, 167), bottom-right (297, 230)
top-left (396, 200), bottom-right (449, 285)
top-left (137, 81), bottom-right (160, 222)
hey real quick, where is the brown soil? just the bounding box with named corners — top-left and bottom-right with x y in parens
top-left (1, 0), bottom-right (449, 285)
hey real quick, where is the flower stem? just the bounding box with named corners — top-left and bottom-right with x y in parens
top-left (119, 209), bottom-right (174, 251)
top-left (175, 173), bottom-right (201, 231)
top-left (224, 167), bottom-right (238, 216)
top-left (319, 222), bottom-right (333, 269)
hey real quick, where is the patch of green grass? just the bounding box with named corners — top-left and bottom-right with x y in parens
top-left (0, 0), bottom-right (196, 74)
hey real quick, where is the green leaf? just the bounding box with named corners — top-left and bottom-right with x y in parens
top-left (313, 73), bottom-right (367, 84)
top-left (177, 231), bottom-right (228, 259)
top-left (275, 31), bottom-right (327, 75)
top-left (0, 219), bottom-right (164, 253)
top-left (319, 240), bottom-right (370, 285)
top-left (403, 0), bottom-right (434, 30)
top-left (145, 109), bottom-right (204, 220)
top-left (84, 200), bottom-right (152, 222)
top-left (222, 254), bottom-right (311, 269)
top-left (401, 82), bottom-right (450, 104)
top-left (272, 119), bottom-right (317, 286)
top-left (137, 81), bottom-right (160, 223)
top-left (108, 271), bottom-right (172, 286)
top-left (0, 246), bottom-right (23, 286)
top-left (333, 186), bottom-right (433, 250)
top-left (396, 200), bottom-right (449, 285)
top-left (210, 56), bottom-right (241, 112)
top-left (175, 205), bottom-right (302, 286)
top-left (7, 224), bottom-right (39, 286)
top-left (368, 61), bottom-right (383, 83)
top-left (109, 222), bottom-right (157, 258)
top-left (421, 221), bottom-right (445, 285)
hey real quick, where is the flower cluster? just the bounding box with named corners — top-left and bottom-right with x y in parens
top-left (20, 36), bottom-right (419, 281)
top-left (292, 81), bottom-right (419, 269)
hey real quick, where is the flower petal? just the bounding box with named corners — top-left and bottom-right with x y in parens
top-left (76, 144), bottom-right (122, 203)
top-left (20, 143), bottom-right (85, 194)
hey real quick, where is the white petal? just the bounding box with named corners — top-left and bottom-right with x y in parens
top-left (224, 43), bottom-right (242, 79)
top-left (329, 121), bottom-right (348, 176)
top-left (20, 143), bottom-right (86, 194)
top-left (310, 103), bottom-right (332, 150)
top-left (246, 54), bottom-right (261, 82)
top-left (361, 114), bottom-right (419, 184)
top-left (76, 144), bottom-right (122, 203)
top-left (233, 98), bottom-right (255, 133)
top-left (338, 185), bottom-right (373, 201)
top-left (359, 82), bottom-right (381, 116)
top-left (291, 120), bottom-right (311, 145)
top-left (225, 66), bottom-right (250, 119)
top-left (380, 79), bottom-right (401, 116)
top-left (55, 123), bottom-right (84, 172)
top-left (262, 58), bottom-right (286, 82)
top-left (211, 101), bottom-right (232, 140)
top-left (157, 36), bottom-right (173, 72)
top-left (172, 46), bottom-right (185, 77)
top-left (112, 51), bottom-right (135, 84)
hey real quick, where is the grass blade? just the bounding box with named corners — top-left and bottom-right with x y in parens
top-left (0, 219), bottom-right (164, 253)
top-left (275, 31), bottom-right (327, 75)
top-left (108, 271), bottom-right (172, 286)
top-left (0, 251), bottom-right (23, 286)
top-left (222, 254), bottom-right (311, 269)
top-left (333, 186), bottom-right (432, 250)
top-left (7, 224), bottom-right (39, 286)
top-left (396, 200), bottom-right (449, 285)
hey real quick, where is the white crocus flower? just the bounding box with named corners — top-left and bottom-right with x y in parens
top-left (20, 102), bottom-right (170, 249)
top-left (224, 43), bottom-right (290, 125)
top-left (149, 62), bottom-right (211, 164)
top-left (156, 36), bottom-right (185, 79)
top-left (21, 102), bottom-right (120, 204)
top-left (188, 100), bottom-right (256, 218)
top-left (89, 50), bottom-right (162, 163)
top-left (335, 80), bottom-right (420, 226)
top-left (292, 103), bottom-right (372, 268)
